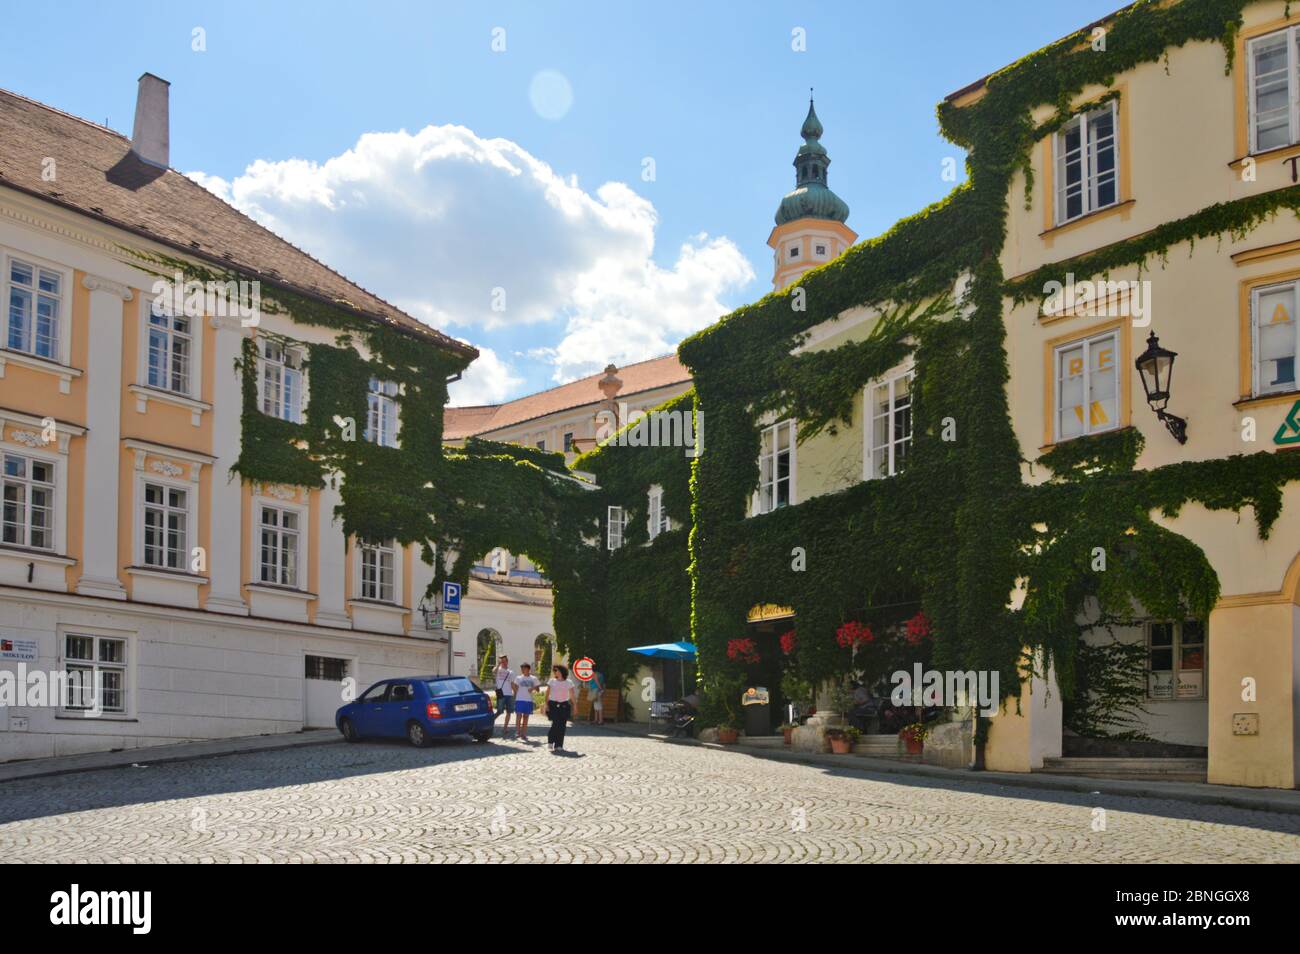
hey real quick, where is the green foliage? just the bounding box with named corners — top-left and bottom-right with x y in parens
top-left (1063, 626), bottom-right (1155, 740)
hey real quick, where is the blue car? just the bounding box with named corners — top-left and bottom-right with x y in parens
top-left (336, 676), bottom-right (496, 747)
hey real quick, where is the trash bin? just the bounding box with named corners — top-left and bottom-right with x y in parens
top-left (741, 686), bottom-right (771, 736)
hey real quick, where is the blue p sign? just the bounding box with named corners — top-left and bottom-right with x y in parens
top-left (442, 580), bottom-right (462, 612)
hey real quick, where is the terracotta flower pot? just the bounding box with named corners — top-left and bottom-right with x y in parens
top-left (829, 736), bottom-right (853, 754)
top-left (902, 735), bottom-right (923, 755)
top-left (782, 727), bottom-right (794, 745)
top-left (718, 727), bottom-right (739, 744)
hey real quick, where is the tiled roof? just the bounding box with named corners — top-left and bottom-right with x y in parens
top-left (444, 353), bottom-right (691, 440)
top-left (0, 86), bottom-right (475, 358)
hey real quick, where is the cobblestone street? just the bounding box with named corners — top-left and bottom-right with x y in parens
top-left (3, 727), bottom-right (1300, 863)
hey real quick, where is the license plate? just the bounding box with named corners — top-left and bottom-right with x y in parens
top-left (454, 703), bottom-right (478, 712)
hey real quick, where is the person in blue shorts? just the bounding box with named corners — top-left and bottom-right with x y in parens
top-left (511, 663), bottom-right (541, 741)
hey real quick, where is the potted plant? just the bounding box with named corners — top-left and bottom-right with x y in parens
top-left (899, 721), bottom-right (929, 755)
top-left (777, 722), bottom-right (796, 745)
top-left (717, 721), bottom-right (740, 745)
top-left (825, 725), bottom-right (860, 754)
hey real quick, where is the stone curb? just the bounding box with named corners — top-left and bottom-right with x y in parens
top-left (0, 729), bottom-right (343, 783)
top-left (593, 721), bottom-right (1300, 817)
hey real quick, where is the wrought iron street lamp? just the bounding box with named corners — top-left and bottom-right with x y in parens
top-left (1134, 331), bottom-right (1187, 444)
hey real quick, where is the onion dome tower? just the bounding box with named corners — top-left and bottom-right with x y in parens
top-left (768, 94), bottom-right (857, 290)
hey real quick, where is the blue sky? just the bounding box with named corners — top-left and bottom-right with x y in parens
top-left (1, 0), bottom-right (1120, 403)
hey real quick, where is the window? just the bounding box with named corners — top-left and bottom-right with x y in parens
top-left (259, 506), bottom-right (300, 587)
top-left (1248, 26), bottom-right (1300, 153)
top-left (1054, 101), bottom-right (1118, 225)
top-left (364, 378), bottom-right (399, 448)
top-left (359, 540), bottom-right (396, 602)
top-left (2, 452), bottom-right (54, 550)
top-left (143, 482), bottom-right (187, 569)
top-left (305, 655), bottom-right (349, 681)
top-left (259, 338), bottom-right (303, 423)
top-left (1147, 620), bottom-right (1206, 700)
top-left (64, 633), bottom-right (127, 714)
top-left (789, 246), bottom-right (800, 259)
top-left (867, 369), bottom-right (914, 479)
top-left (755, 420), bottom-right (795, 514)
top-left (1251, 280), bottom-right (1298, 395)
top-left (647, 486), bottom-right (669, 540)
top-left (359, 681), bottom-right (389, 703)
top-left (815, 244), bottom-right (827, 256)
top-left (536, 439), bottom-right (546, 451)
top-left (607, 505), bottom-right (626, 550)
top-left (146, 303), bottom-right (192, 394)
top-left (6, 257), bottom-right (62, 360)
top-left (563, 432), bottom-right (575, 453)
top-left (1054, 331), bottom-right (1119, 441)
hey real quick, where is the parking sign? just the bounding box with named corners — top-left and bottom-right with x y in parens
top-left (442, 580), bottom-right (461, 613)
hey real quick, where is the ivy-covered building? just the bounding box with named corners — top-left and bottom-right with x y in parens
top-left (602, 0), bottom-right (1300, 789)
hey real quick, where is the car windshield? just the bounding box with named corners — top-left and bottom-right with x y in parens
top-left (425, 677), bottom-right (478, 698)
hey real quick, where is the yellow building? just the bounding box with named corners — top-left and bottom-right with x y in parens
top-left (676, 0), bottom-right (1300, 789)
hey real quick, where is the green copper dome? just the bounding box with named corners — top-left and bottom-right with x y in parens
top-left (775, 98), bottom-right (850, 226)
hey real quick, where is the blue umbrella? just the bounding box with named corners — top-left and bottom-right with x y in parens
top-left (627, 642), bottom-right (697, 698)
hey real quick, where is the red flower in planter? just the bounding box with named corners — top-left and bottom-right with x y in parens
top-left (835, 621), bottom-right (873, 648)
top-left (726, 637), bottom-right (761, 665)
top-left (905, 611), bottom-right (932, 645)
top-left (779, 629), bottom-right (798, 655)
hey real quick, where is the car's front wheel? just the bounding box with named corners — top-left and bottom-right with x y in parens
top-left (339, 717), bottom-right (360, 743)
top-left (407, 721), bottom-right (430, 748)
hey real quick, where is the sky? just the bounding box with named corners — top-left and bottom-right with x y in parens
top-left (0, 0), bottom-right (1121, 405)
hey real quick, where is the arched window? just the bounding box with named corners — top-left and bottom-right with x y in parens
top-left (534, 633), bottom-right (554, 678)
top-left (476, 628), bottom-right (500, 682)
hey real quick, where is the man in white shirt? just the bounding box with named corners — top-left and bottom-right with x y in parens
top-left (493, 656), bottom-right (516, 737)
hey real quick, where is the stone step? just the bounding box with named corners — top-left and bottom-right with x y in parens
top-left (853, 734), bottom-right (903, 756)
top-left (1038, 756), bottom-right (1207, 782)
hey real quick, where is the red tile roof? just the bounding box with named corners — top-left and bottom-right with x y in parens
top-left (445, 353), bottom-right (691, 439)
top-left (0, 86), bottom-right (474, 358)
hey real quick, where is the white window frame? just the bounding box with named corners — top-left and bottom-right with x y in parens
top-left (0, 424), bottom-right (70, 557)
top-left (1146, 619), bottom-right (1207, 702)
top-left (1053, 101), bottom-right (1119, 226)
top-left (1, 450), bottom-right (56, 551)
top-left (257, 503), bottom-right (303, 588)
top-left (1247, 25), bottom-right (1300, 154)
top-left (646, 486), bottom-right (670, 541)
top-left (140, 479), bottom-right (190, 571)
top-left (607, 505), bottom-right (626, 550)
top-left (364, 378), bottom-right (400, 448)
top-left (752, 419), bottom-right (796, 516)
top-left (136, 296), bottom-right (203, 401)
top-left (145, 301), bottom-right (194, 395)
top-left (258, 337), bottom-right (306, 423)
top-left (60, 630), bottom-right (131, 717)
top-left (3, 250), bottom-right (71, 366)
top-left (1053, 330), bottom-right (1120, 442)
top-left (1251, 280), bottom-right (1300, 397)
top-left (357, 539), bottom-right (398, 603)
top-left (865, 367), bottom-right (915, 480)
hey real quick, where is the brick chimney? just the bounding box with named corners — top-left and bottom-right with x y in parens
top-left (131, 73), bottom-right (170, 169)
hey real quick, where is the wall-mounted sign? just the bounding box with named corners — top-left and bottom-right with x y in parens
top-left (1274, 400), bottom-right (1300, 446)
top-left (746, 603), bottom-right (795, 623)
top-left (0, 638), bottom-right (37, 662)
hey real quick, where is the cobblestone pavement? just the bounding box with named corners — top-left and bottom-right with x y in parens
top-left (3, 726), bottom-right (1300, 862)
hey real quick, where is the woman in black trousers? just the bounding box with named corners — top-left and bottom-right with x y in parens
top-left (544, 664), bottom-right (575, 751)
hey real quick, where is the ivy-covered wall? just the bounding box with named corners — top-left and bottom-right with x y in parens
top-left (670, 0), bottom-right (1300, 728)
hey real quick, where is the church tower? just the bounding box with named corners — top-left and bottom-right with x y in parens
top-left (768, 96), bottom-right (857, 290)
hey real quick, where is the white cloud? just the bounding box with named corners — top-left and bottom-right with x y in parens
top-left (446, 346), bottom-right (523, 406)
top-left (187, 124), bottom-right (753, 388)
